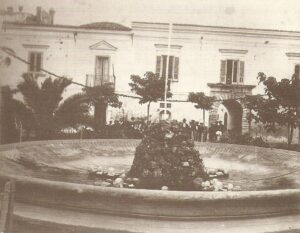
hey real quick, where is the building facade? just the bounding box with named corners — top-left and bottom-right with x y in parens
top-left (1, 7), bottom-right (300, 134)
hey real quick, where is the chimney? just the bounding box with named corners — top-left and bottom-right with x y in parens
top-left (36, 6), bottom-right (42, 22)
top-left (49, 8), bottom-right (55, 24)
top-left (7, 7), bottom-right (13, 14)
top-left (19, 6), bottom-right (23, 13)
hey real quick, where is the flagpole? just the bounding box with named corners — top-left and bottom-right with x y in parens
top-left (164, 23), bottom-right (172, 120)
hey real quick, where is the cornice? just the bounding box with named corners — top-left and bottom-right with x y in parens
top-left (286, 52), bottom-right (300, 58)
top-left (207, 83), bottom-right (256, 90)
top-left (132, 22), bottom-right (300, 40)
top-left (22, 44), bottom-right (49, 49)
top-left (219, 49), bottom-right (248, 54)
top-left (3, 22), bottom-right (133, 37)
top-left (154, 44), bottom-right (182, 49)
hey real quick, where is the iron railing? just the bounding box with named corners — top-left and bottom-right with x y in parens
top-left (85, 74), bottom-right (115, 88)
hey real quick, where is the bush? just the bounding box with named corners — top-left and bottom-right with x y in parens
top-left (220, 132), bottom-right (269, 148)
top-left (128, 121), bottom-right (208, 190)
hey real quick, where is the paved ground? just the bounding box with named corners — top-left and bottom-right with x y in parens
top-left (12, 203), bottom-right (300, 233)
top-left (13, 218), bottom-right (300, 233)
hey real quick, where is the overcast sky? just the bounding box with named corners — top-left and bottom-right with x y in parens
top-left (1, 0), bottom-right (300, 31)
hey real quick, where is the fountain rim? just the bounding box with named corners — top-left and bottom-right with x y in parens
top-left (0, 139), bottom-right (300, 199)
top-left (1, 139), bottom-right (300, 220)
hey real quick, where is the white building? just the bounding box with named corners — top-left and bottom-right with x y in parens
top-left (1, 7), bottom-right (300, 133)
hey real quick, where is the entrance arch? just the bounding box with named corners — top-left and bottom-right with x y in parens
top-left (207, 83), bottom-right (256, 134)
top-left (218, 100), bottom-right (243, 133)
top-left (159, 110), bottom-right (171, 121)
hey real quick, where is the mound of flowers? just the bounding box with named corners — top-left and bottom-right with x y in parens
top-left (127, 121), bottom-right (208, 190)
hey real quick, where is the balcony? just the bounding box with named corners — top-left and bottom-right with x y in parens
top-left (85, 74), bottom-right (115, 88)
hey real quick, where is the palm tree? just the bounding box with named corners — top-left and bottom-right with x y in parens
top-left (16, 73), bottom-right (90, 139)
top-left (1, 85), bottom-right (35, 143)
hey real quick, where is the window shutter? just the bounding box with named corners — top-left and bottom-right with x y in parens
top-left (162, 55), bottom-right (167, 78)
top-left (156, 56), bottom-right (161, 76)
top-left (239, 61), bottom-right (245, 83)
top-left (174, 57), bottom-right (179, 80)
top-left (36, 53), bottom-right (42, 72)
top-left (168, 56), bottom-right (174, 79)
top-left (102, 57), bottom-right (109, 82)
top-left (29, 53), bottom-right (35, 72)
top-left (220, 60), bottom-right (226, 83)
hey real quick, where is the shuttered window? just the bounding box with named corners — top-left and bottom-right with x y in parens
top-left (220, 60), bottom-right (226, 83)
top-left (174, 57), bottom-right (179, 80)
top-left (239, 61), bottom-right (245, 83)
top-left (156, 56), bottom-right (161, 76)
top-left (220, 59), bottom-right (244, 84)
top-left (156, 55), bottom-right (179, 81)
top-left (28, 52), bottom-right (43, 72)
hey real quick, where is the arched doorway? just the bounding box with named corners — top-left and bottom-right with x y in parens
top-left (218, 100), bottom-right (243, 133)
top-left (207, 83), bottom-right (255, 134)
top-left (159, 110), bottom-right (171, 121)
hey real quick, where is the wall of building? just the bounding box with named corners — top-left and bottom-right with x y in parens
top-left (1, 22), bottom-right (300, 124)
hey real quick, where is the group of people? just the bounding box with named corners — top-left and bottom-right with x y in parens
top-left (102, 117), bottom-right (226, 142)
top-left (181, 119), bottom-right (208, 142)
top-left (181, 119), bottom-right (226, 142)
top-left (104, 117), bottom-right (148, 138)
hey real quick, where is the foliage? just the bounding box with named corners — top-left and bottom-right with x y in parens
top-left (188, 92), bottom-right (215, 110)
top-left (256, 72), bottom-right (300, 145)
top-left (243, 95), bottom-right (280, 132)
top-left (15, 74), bottom-right (91, 139)
top-left (83, 84), bottom-right (121, 108)
top-left (220, 132), bottom-right (269, 148)
top-left (17, 74), bottom-right (72, 139)
top-left (129, 72), bottom-right (172, 120)
top-left (54, 93), bottom-right (91, 130)
top-left (128, 121), bottom-right (208, 190)
top-left (82, 84), bottom-right (122, 130)
top-left (1, 86), bottom-right (35, 143)
top-left (188, 92), bottom-right (215, 125)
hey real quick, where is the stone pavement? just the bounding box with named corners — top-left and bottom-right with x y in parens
top-left (13, 202), bottom-right (300, 233)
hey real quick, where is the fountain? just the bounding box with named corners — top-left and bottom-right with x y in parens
top-left (0, 123), bottom-right (300, 232)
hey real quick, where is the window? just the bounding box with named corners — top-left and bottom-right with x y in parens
top-left (220, 59), bottom-right (244, 84)
top-left (28, 52), bottom-right (43, 73)
top-left (95, 56), bottom-right (110, 85)
top-left (159, 102), bottom-right (172, 108)
top-left (156, 55), bottom-right (179, 81)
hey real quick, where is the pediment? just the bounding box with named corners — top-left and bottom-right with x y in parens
top-left (89, 40), bottom-right (117, 51)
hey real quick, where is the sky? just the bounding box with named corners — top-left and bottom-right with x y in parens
top-left (1, 0), bottom-right (300, 31)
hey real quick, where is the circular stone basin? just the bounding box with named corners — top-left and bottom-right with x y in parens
top-left (0, 139), bottom-right (300, 220)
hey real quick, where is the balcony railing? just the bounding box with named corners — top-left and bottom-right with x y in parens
top-left (85, 74), bottom-right (115, 88)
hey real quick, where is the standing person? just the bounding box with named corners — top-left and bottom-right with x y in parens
top-left (190, 120), bottom-right (197, 140)
top-left (195, 121), bottom-right (199, 141)
top-left (198, 123), bottom-right (204, 142)
top-left (182, 118), bottom-right (190, 138)
top-left (209, 123), bottom-right (217, 142)
top-left (203, 125), bottom-right (208, 142)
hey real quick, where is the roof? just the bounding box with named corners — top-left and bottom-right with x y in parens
top-left (4, 21), bottom-right (132, 32)
top-left (80, 22), bottom-right (131, 31)
top-left (132, 21), bottom-right (300, 36)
